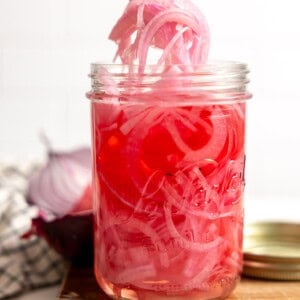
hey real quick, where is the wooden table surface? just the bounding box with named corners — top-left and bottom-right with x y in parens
top-left (58, 264), bottom-right (300, 300)
top-left (228, 279), bottom-right (300, 299)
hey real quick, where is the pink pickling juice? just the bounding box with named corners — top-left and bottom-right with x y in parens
top-left (87, 1), bottom-right (251, 299)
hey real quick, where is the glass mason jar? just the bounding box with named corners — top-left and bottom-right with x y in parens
top-left (87, 62), bottom-right (251, 300)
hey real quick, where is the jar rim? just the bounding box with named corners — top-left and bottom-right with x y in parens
top-left (90, 60), bottom-right (249, 75)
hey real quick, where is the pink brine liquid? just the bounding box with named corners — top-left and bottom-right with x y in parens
top-left (90, 91), bottom-right (246, 299)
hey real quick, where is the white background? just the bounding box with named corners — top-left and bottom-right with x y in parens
top-left (1, 1), bottom-right (300, 299)
top-left (1, 0), bottom-right (300, 230)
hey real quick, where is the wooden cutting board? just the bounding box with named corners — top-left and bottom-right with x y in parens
top-left (58, 264), bottom-right (300, 299)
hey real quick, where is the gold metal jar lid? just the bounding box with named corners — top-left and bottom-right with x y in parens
top-left (243, 222), bottom-right (300, 280)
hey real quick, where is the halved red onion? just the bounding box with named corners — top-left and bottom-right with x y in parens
top-left (26, 146), bottom-right (93, 261)
top-left (28, 147), bottom-right (92, 220)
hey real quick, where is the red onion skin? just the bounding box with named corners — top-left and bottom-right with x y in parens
top-left (32, 214), bottom-right (94, 265)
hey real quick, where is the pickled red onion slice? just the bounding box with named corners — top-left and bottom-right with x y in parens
top-left (109, 0), bottom-right (209, 67)
top-left (93, 0), bottom-right (245, 296)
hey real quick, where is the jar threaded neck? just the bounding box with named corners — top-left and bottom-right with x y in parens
top-left (89, 62), bottom-right (251, 104)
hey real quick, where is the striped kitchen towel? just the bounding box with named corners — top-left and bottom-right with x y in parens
top-left (0, 161), bottom-right (65, 299)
